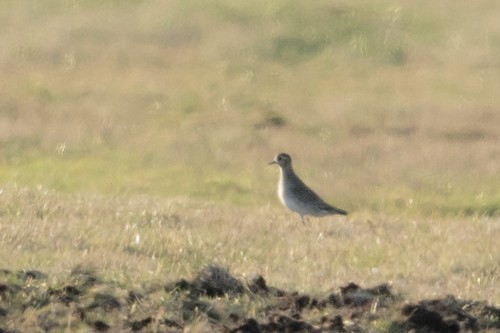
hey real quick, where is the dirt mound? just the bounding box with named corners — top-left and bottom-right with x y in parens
top-left (399, 296), bottom-right (500, 333)
top-left (0, 266), bottom-right (498, 332)
top-left (165, 264), bottom-right (246, 298)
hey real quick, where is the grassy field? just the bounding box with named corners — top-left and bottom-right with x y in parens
top-left (0, 0), bottom-right (499, 331)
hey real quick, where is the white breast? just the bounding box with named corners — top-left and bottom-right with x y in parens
top-left (278, 169), bottom-right (305, 214)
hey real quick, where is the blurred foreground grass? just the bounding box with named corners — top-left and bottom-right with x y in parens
top-left (0, 0), bottom-right (499, 305)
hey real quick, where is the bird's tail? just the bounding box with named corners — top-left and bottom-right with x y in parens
top-left (329, 206), bottom-right (348, 215)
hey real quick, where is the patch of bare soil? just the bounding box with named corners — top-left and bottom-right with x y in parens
top-left (0, 265), bottom-right (498, 332)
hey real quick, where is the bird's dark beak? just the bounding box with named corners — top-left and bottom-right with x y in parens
top-left (268, 160), bottom-right (277, 165)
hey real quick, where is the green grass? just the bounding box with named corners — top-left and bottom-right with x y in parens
top-left (0, 0), bottom-right (499, 320)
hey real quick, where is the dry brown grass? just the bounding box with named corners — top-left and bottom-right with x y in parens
top-left (0, 186), bottom-right (498, 305)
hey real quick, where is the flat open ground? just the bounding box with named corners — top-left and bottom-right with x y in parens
top-left (0, 1), bottom-right (499, 331)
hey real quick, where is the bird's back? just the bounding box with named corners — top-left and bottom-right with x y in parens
top-left (280, 169), bottom-right (347, 216)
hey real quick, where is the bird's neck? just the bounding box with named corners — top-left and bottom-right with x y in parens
top-left (279, 165), bottom-right (296, 182)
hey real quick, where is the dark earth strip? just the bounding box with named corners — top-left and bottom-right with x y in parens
top-left (0, 265), bottom-right (498, 332)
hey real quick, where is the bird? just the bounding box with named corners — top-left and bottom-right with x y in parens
top-left (269, 153), bottom-right (347, 224)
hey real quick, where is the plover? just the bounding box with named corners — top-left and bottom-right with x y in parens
top-left (269, 153), bottom-right (347, 224)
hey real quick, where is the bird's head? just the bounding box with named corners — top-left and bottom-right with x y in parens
top-left (269, 153), bottom-right (292, 168)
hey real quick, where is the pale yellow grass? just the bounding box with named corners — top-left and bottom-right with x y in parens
top-left (0, 0), bottom-right (500, 316)
top-left (0, 186), bottom-right (497, 305)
